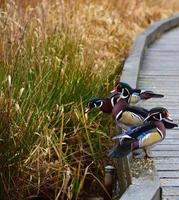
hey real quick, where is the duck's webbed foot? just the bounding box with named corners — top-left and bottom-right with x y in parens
top-left (132, 149), bottom-right (144, 159)
top-left (143, 149), bottom-right (152, 159)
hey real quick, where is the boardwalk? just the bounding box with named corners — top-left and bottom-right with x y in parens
top-left (138, 26), bottom-right (179, 200)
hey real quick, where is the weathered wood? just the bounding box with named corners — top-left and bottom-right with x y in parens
top-left (158, 140), bottom-right (179, 145)
top-left (138, 25), bottom-right (179, 199)
top-left (157, 171), bottom-right (179, 178)
top-left (152, 144), bottom-right (179, 151)
top-left (162, 187), bottom-right (179, 195)
top-left (151, 151), bottom-right (179, 157)
top-left (153, 157), bottom-right (179, 164)
top-left (160, 179), bottom-right (179, 187)
top-left (163, 196), bottom-right (179, 200)
top-left (114, 158), bottom-right (130, 197)
top-left (154, 163), bottom-right (179, 171)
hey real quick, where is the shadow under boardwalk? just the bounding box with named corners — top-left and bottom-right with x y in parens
top-left (137, 26), bottom-right (179, 200)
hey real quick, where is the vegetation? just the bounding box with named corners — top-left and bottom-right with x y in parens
top-left (0, 0), bottom-right (178, 199)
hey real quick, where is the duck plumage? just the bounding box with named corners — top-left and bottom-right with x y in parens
top-left (111, 82), bottom-right (164, 104)
top-left (108, 107), bottom-right (178, 158)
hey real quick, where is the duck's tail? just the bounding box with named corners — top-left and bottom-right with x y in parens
top-left (139, 91), bottom-right (164, 101)
top-left (108, 144), bottom-right (131, 158)
top-left (149, 92), bottom-right (164, 98)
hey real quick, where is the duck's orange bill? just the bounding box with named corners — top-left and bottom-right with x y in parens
top-left (110, 86), bottom-right (117, 93)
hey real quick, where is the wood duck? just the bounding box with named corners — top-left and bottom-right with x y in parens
top-left (85, 94), bottom-right (120, 114)
top-left (108, 107), bottom-right (178, 158)
top-left (111, 82), bottom-right (164, 104)
top-left (85, 93), bottom-right (149, 130)
top-left (111, 83), bottom-right (146, 130)
top-left (85, 90), bottom-right (177, 130)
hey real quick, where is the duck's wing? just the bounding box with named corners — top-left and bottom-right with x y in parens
top-left (126, 106), bottom-right (148, 119)
top-left (125, 122), bottom-right (155, 139)
top-left (112, 122), bottom-right (154, 140)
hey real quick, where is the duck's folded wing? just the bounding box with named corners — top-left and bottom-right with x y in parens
top-left (126, 106), bottom-right (148, 119)
top-left (112, 122), bottom-right (154, 140)
top-left (125, 122), bottom-right (155, 139)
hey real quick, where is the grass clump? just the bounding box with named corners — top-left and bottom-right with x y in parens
top-left (0, 0), bottom-right (179, 199)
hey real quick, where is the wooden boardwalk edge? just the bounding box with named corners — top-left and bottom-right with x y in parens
top-left (120, 14), bottom-right (179, 88)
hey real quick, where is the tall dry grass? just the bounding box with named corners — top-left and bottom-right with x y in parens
top-left (0, 0), bottom-right (178, 199)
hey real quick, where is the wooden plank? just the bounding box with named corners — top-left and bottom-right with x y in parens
top-left (138, 77), bottom-right (178, 82)
top-left (144, 54), bottom-right (179, 59)
top-left (165, 133), bottom-right (179, 139)
top-left (151, 151), bottom-right (179, 157)
top-left (157, 171), bottom-right (179, 178)
top-left (146, 47), bottom-right (179, 51)
top-left (158, 140), bottom-right (179, 145)
top-left (140, 71), bottom-right (179, 76)
top-left (155, 163), bottom-right (179, 170)
top-left (163, 196), bottom-right (179, 200)
top-left (162, 187), bottom-right (179, 195)
top-left (141, 68), bottom-right (179, 72)
top-left (136, 21), bottom-right (179, 197)
top-left (154, 158), bottom-right (179, 164)
top-left (152, 145), bottom-right (179, 151)
top-left (160, 178), bottom-right (179, 187)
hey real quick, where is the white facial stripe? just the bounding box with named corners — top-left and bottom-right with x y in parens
top-left (153, 116), bottom-right (160, 121)
top-left (98, 101), bottom-right (103, 108)
top-left (160, 113), bottom-right (162, 121)
top-left (140, 90), bottom-right (146, 94)
top-left (111, 97), bottom-right (115, 107)
top-left (94, 101), bottom-right (103, 108)
top-left (157, 128), bottom-right (164, 139)
top-left (116, 110), bottom-right (123, 121)
top-left (148, 112), bottom-right (162, 120)
top-left (121, 88), bottom-right (131, 99)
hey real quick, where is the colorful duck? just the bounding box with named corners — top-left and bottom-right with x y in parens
top-left (111, 82), bottom-right (146, 130)
top-left (85, 90), bottom-right (177, 130)
top-left (85, 91), bottom-right (148, 130)
top-left (111, 82), bottom-right (164, 104)
top-left (108, 107), bottom-right (178, 158)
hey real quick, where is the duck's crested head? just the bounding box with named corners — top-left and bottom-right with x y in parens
top-left (119, 82), bottom-right (133, 91)
top-left (111, 82), bottom-right (133, 97)
top-left (146, 107), bottom-right (172, 121)
top-left (85, 98), bottom-right (103, 113)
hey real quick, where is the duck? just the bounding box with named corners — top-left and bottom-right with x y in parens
top-left (84, 93), bottom-right (121, 114)
top-left (108, 107), bottom-right (178, 158)
top-left (111, 82), bottom-right (146, 130)
top-left (111, 82), bottom-right (164, 104)
top-left (85, 88), bottom-right (177, 130)
top-left (85, 91), bottom-right (148, 130)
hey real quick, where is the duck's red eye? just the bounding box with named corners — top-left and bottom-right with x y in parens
top-left (165, 112), bottom-right (172, 120)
